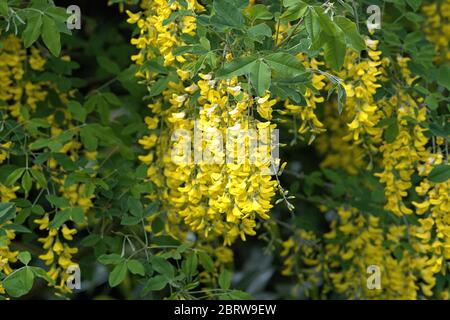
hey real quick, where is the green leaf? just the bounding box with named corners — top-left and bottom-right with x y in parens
top-left (46, 7), bottom-right (70, 24)
top-left (30, 266), bottom-right (55, 285)
top-left (80, 126), bottom-right (98, 151)
top-left (182, 253), bottom-right (198, 276)
top-left (425, 94), bottom-right (439, 110)
top-left (428, 122), bottom-right (450, 138)
top-left (283, 0), bottom-right (306, 7)
top-left (280, 2), bottom-right (308, 22)
top-left (109, 261), bottom-right (128, 287)
top-left (41, 16), bottom-right (61, 56)
top-left (0, 202), bottom-right (16, 225)
top-left (21, 171), bottom-right (32, 195)
top-left (141, 275), bottom-right (167, 295)
top-left (30, 169), bottom-right (47, 188)
top-left (250, 59), bottom-right (271, 96)
top-left (127, 196), bottom-right (143, 218)
top-left (48, 210), bottom-right (71, 229)
top-left (98, 253), bottom-right (124, 265)
top-left (5, 168), bottom-right (25, 186)
top-left (216, 56), bottom-right (257, 79)
top-left (46, 195), bottom-right (70, 208)
top-left (404, 12), bottom-right (424, 23)
top-left (151, 217), bottom-right (164, 233)
top-left (304, 8), bottom-right (320, 41)
top-left (323, 33), bottom-right (346, 71)
top-left (337, 84), bottom-right (347, 114)
top-left (0, 203), bottom-right (16, 225)
top-left (127, 259), bottom-right (145, 276)
top-left (47, 207), bottom-right (83, 229)
top-left (247, 23), bottom-right (272, 43)
top-left (121, 214), bottom-right (141, 226)
top-left (0, 0), bottom-right (8, 16)
top-left (335, 16), bottom-right (366, 51)
top-left (23, 14), bottom-right (43, 48)
top-left (97, 56), bottom-right (121, 75)
top-left (314, 7), bottom-right (336, 35)
top-left (149, 76), bottom-right (171, 97)
top-left (211, 0), bottom-right (244, 29)
top-left (227, 290), bottom-right (253, 300)
top-left (3, 267), bottom-right (35, 298)
top-left (384, 122), bottom-right (400, 144)
top-left (150, 256), bottom-right (174, 278)
top-left (29, 138), bottom-right (52, 150)
top-left (69, 207), bottom-right (85, 224)
top-left (218, 269), bottom-right (232, 290)
top-left (3, 223), bottom-right (31, 233)
top-left (67, 101), bottom-right (87, 122)
top-left (438, 65), bottom-right (450, 90)
top-left (264, 52), bottom-right (305, 76)
top-left (406, 0), bottom-right (422, 11)
top-left (428, 165), bottom-right (450, 183)
top-left (17, 251), bottom-right (31, 265)
top-left (247, 4), bottom-right (273, 21)
top-left (198, 251), bottom-right (215, 273)
top-left (80, 234), bottom-right (101, 247)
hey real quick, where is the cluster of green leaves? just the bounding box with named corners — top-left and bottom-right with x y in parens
top-left (0, 203), bottom-right (54, 298)
top-left (358, 0), bottom-right (449, 134)
top-left (0, 0), bottom-right (70, 55)
top-left (95, 240), bottom-right (248, 299)
top-left (143, 0), bottom-right (363, 112)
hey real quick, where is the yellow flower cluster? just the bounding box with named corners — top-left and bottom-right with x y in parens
top-left (0, 36), bottom-right (89, 294)
top-left (128, 0), bottom-right (204, 68)
top-left (341, 39), bottom-right (388, 143)
top-left (324, 206), bottom-right (421, 299)
top-left (280, 16), bottom-right (449, 298)
top-left (280, 54), bottom-right (327, 144)
top-left (33, 215), bottom-right (78, 293)
top-left (314, 41), bottom-right (388, 174)
top-left (0, 36), bottom-right (48, 121)
top-left (375, 92), bottom-right (429, 216)
top-left (280, 229), bottom-right (322, 298)
top-left (0, 188), bottom-right (19, 295)
top-left (0, 142), bottom-right (12, 164)
top-left (129, 0), bottom-right (278, 245)
top-left (0, 229), bottom-right (18, 295)
top-left (423, 0), bottom-right (450, 62)
top-left (315, 103), bottom-right (366, 174)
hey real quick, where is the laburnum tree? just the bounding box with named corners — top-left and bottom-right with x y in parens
top-left (0, 0), bottom-right (448, 300)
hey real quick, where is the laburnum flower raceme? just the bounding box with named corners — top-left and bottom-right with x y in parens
top-left (0, 34), bottom-right (92, 295)
top-left (128, 0), bottom-right (279, 246)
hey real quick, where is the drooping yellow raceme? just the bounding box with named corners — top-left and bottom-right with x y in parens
top-left (0, 36), bottom-right (88, 295)
top-left (422, 0), bottom-right (450, 62)
top-left (280, 54), bottom-right (327, 145)
top-left (140, 72), bottom-right (279, 245)
top-left (34, 215), bottom-right (79, 293)
top-left (324, 206), bottom-right (431, 299)
top-left (280, 229), bottom-right (322, 298)
top-left (0, 190), bottom-right (19, 296)
top-left (129, 1), bottom-right (279, 246)
top-left (341, 39), bottom-right (389, 143)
